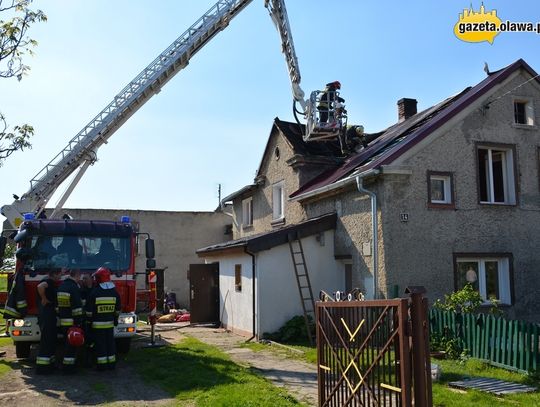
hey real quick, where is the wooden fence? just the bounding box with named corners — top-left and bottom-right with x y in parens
top-left (429, 309), bottom-right (540, 373)
top-left (317, 287), bottom-right (433, 406)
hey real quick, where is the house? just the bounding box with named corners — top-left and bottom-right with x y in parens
top-left (198, 58), bottom-right (540, 337)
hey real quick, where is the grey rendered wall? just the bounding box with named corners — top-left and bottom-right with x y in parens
top-left (304, 186), bottom-right (381, 299)
top-left (60, 208), bottom-right (230, 309)
top-left (379, 70), bottom-right (540, 322)
top-left (232, 131), bottom-right (307, 239)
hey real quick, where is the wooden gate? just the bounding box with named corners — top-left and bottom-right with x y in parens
top-left (316, 287), bottom-right (432, 406)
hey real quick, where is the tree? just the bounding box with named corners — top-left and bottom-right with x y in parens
top-left (0, 0), bottom-right (46, 166)
top-left (0, 240), bottom-right (15, 271)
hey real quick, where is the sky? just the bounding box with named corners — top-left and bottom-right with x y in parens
top-left (2, 0), bottom-right (540, 217)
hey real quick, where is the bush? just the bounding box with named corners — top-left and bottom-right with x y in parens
top-left (433, 284), bottom-right (483, 314)
top-left (263, 315), bottom-right (314, 343)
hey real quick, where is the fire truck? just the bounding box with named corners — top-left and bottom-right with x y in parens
top-left (3, 215), bottom-right (155, 357)
top-left (0, 0), bottom-right (348, 357)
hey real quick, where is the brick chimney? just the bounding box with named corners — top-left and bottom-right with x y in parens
top-left (397, 98), bottom-right (417, 122)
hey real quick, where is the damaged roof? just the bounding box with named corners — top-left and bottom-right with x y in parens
top-left (290, 58), bottom-right (540, 200)
top-left (197, 212), bottom-right (337, 255)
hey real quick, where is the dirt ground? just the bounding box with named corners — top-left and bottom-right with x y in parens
top-left (0, 326), bottom-right (185, 406)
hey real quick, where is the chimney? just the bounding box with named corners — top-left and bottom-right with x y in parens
top-left (397, 98), bottom-right (417, 122)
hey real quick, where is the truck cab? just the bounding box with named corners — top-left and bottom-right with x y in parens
top-left (3, 215), bottom-right (154, 358)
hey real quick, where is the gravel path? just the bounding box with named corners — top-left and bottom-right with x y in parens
top-left (182, 325), bottom-right (318, 406)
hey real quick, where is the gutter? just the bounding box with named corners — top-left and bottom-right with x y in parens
top-left (290, 168), bottom-right (380, 202)
top-left (245, 247), bottom-right (257, 341)
top-left (355, 170), bottom-right (380, 299)
top-left (289, 175), bottom-right (355, 202)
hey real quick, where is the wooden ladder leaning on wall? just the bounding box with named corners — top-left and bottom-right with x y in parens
top-left (287, 231), bottom-right (316, 345)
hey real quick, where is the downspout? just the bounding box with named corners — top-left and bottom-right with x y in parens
top-left (355, 170), bottom-right (380, 299)
top-left (245, 247), bottom-right (257, 341)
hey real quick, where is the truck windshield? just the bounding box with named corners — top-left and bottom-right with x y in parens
top-left (26, 235), bottom-right (130, 271)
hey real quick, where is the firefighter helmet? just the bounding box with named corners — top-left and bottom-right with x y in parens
top-left (67, 326), bottom-right (85, 347)
top-left (93, 267), bottom-right (112, 284)
top-left (332, 80), bottom-right (341, 89)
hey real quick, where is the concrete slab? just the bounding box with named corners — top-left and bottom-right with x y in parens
top-left (449, 377), bottom-right (537, 396)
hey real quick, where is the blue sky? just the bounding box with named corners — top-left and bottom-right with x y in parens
top-left (2, 0), bottom-right (540, 214)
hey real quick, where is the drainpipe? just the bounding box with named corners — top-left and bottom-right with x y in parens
top-left (245, 247), bottom-right (257, 341)
top-left (355, 170), bottom-right (380, 299)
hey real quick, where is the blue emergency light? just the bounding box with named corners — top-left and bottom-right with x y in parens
top-left (121, 216), bottom-right (130, 223)
top-left (23, 213), bottom-right (35, 220)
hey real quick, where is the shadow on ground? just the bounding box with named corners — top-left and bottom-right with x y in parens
top-left (0, 333), bottom-right (177, 406)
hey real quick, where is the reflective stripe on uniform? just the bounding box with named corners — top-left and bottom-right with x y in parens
top-left (81, 299), bottom-right (86, 306)
top-left (60, 318), bottom-right (74, 326)
top-left (108, 355), bottom-right (116, 363)
top-left (92, 321), bottom-right (114, 329)
top-left (97, 357), bottom-right (108, 364)
top-left (63, 357), bottom-right (76, 365)
top-left (57, 291), bottom-right (71, 307)
top-left (36, 356), bottom-right (51, 365)
top-left (86, 311), bottom-right (93, 317)
top-left (16, 300), bottom-right (27, 308)
top-left (72, 307), bottom-right (83, 316)
top-left (3, 306), bottom-right (21, 318)
top-left (95, 297), bottom-right (116, 305)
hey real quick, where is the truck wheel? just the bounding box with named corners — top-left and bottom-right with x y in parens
top-left (116, 338), bottom-right (131, 354)
top-left (15, 342), bottom-right (31, 359)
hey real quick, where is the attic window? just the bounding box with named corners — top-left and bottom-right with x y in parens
top-left (242, 197), bottom-right (253, 228)
top-left (272, 181), bottom-right (284, 220)
top-left (513, 98), bottom-right (534, 126)
top-left (274, 146), bottom-right (280, 160)
top-left (428, 171), bottom-right (454, 208)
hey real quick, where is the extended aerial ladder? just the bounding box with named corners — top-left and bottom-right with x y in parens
top-left (1, 0), bottom-right (346, 229)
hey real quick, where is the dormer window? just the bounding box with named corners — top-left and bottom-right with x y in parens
top-left (513, 98), bottom-right (534, 126)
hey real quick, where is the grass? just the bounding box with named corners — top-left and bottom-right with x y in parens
top-left (128, 336), bottom-right (306, 406)
top-left (0, 313), bottom-right (6, 335)
top-left (0, 273), bottom-right (7, 291)
top-left (245, 340), bottom-right (540, 405)
top-left (432, 358), bottom-right (540, 406)
top-left (91, 381), bottom-right (114, 401)
top-left (0, 336), bottom-right (11, 347)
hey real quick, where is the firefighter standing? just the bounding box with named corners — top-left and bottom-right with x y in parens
top-left (57, 268), bottom-right (83, 372)
top-left (318, 81), bottom-right (341, 123)
top-left (85, 267), bottom-right (121, 370)
top-left (36, 268), bottom-right (62, 374)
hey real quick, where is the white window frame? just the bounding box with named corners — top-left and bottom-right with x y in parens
top-left (513, 97), bottom-right (535, 126)
top-left (477, 146), bottom-right (516, 205)
top-left (272, 181), bottom-right (284, 220)
top-left (242, 197), bottom-right (253, 227)
top-left (456, 257), bottom-right (511, 305)
top-left (429, 174), bottom-right (452, 204)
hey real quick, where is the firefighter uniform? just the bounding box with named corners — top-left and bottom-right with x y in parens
top-left (36, 276), bottom-right (58, 374)
top-left (85, 273), bottom-right (121, 370)
top-left (4, 270), bottom-right (27, 318)
top-left (57, 276), bottom-right (83, 371)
